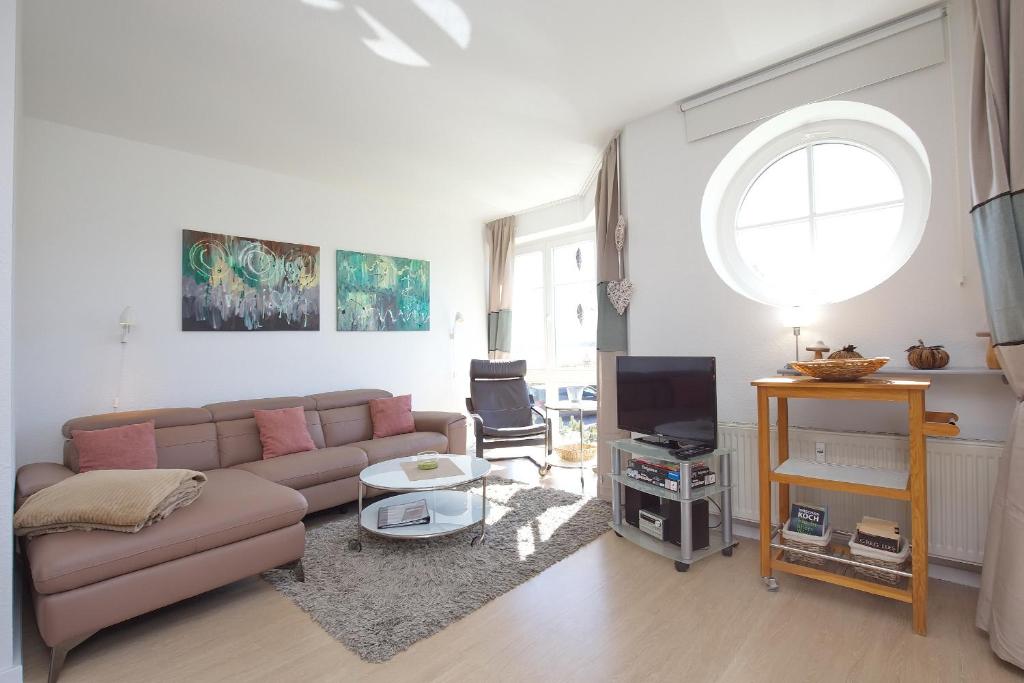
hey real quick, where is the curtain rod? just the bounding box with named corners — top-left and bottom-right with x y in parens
top-left (678, 3), bottom-right (947, 112)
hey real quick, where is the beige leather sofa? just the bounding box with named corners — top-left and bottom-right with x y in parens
top-left (14, 389), bottom-right (466, 682)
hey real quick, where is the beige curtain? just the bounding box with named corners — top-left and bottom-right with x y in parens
top-left (596, 136), bottom-right (629, 502)
top-left (970, 0), bottom-right (1024, 670)
top-left (486, 216), bottom-right (516, 360)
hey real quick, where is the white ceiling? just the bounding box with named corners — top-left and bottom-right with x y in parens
top-left (21, 0), bottom-right (936, 222)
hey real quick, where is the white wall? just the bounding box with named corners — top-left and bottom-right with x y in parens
top-left (621, 15), bottom-right (1015, 442)
top-left (14, 118), bottom-right (486, 466)
top-left (0, 0), bottom-right (19, 678)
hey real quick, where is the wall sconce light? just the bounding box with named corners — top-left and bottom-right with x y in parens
top-left (119, 306), bottom-right (135, 344)
top-left (450, 311), bottom-right (464, 340)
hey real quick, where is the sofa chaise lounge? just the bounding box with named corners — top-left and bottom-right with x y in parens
top-left (14, 389), bottom-right (466, 682)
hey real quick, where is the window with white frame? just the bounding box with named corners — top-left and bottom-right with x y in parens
top-left (701, 101), bottom-right (932, 306)
top-left (511, 230), bottom-right (597, 405)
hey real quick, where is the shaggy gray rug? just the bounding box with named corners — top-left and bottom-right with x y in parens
top-left (263, 477), bottom-right (610, 662)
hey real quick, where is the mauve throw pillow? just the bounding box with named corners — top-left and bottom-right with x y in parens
top-left (72, 420), bottom-right (159, 473)
top-left (369, 394), bottom-right (415, 438)
top-left (253, 406), bottom-right (317, 459)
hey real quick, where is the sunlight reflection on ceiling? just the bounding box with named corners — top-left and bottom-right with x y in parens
top-left (411, 0), bottom-right (471, 49)
top-left (301, 0), bottom-right (344, 11)
top-left (355, 6), bottom-right (430, 67)
top-left (302, 0), bottom-right (471, 67)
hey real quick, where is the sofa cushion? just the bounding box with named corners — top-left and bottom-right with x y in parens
top-left (309, 389), bottom-right (391, 412)
top-left (64, 409), bottom-right (215, 472)
top-left (203, 396), bottom-right (316, 422)
top-left (215, 412), bottom-right (326, 468)
top-left (232, 446), bottom-right (367, 490)
top-left (318, 404), bottom-right (374, 447)
top-left (481, 424), bottom-right (547, 439)
top-left (254, 407), bottom-right (317, 459)
top-left (349, 432), bottom-right (448, 465)
top-left (62, 408), bottom-right (213, 438)
top-left (71, 421), bottom-right (158, 472)
top-left (369, 394), bottom-right (415, 438)
top-left (25, 469), bottom-right (307, 595)
top-left (64, 421), bottom-right (221, 473)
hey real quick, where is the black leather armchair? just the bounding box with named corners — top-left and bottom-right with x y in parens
top-left (466, 359), bottom-right (552, 474)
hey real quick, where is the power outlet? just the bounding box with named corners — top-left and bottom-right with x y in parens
top-left (815, 442), bottom-right (827, 464)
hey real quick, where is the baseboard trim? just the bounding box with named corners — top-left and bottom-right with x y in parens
top-left (0, 665), bottom-right (22, 683)
top-left (730, 518), bottom-right (981, 589)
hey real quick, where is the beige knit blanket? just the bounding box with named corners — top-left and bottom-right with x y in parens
top-left (14, 469), bottom-right (207, 538)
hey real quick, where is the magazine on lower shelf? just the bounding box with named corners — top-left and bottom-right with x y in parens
top-left (377, 499), bottom-right (431, 529)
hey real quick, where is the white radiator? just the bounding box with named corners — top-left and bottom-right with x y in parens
top-left (718, 423), bottom-right (1004, 565)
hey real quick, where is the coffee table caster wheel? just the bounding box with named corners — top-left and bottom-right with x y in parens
top-left (538, 464), bottom-right (552, 476)
top-left (347, 540), bottom-right (362, 552)
top-left (763, 576), bottom-right (779, 592)
top-left (674, 561), bottom-right (689, 573)
top-left (471, 533), bottom-right (486, 546)
top-left (722, 546), bottom-right (734, 557)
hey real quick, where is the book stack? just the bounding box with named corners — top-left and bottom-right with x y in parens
top-left (789, 502), bottom-right (828, 536)
top-left (627, 458), bottom-right (680, 492)
top-left (625, 458), bottom-right (717, 493)
top-left (853, 516), bottom-right (901, 553)
top-left (689, 461), bottom-right (717, 488)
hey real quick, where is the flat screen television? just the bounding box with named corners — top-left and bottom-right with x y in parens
top-left (616, 356), bottom-right (717, 448)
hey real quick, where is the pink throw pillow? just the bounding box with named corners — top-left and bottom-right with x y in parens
top-left (72, 420), bottom-right (159, 473)
top-left (369, 395), bottom-right (415, 438)
top-left (254, 406), bottom-right (316, 459)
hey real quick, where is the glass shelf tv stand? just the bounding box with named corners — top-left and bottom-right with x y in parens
top-left (609, 439), bottom-right (737, 572)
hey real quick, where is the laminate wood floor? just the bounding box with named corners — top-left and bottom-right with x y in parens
top-left (20, 458), bottom-right (1022, 682)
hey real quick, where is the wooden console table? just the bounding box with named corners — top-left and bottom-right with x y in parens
top-left (751, 376), bottom-right (959, 636)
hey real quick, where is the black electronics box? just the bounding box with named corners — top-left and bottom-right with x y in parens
top-left (624, 487), bottom-right (709, 550)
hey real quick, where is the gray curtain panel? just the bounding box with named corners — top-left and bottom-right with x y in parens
top-left (486, 216), bottom-right (516, 360)
top-left (595, 136), bottom-right (630, 501)
top-left (970, 0), bottom-right (1024, 670)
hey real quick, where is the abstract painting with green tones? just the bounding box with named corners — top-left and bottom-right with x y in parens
top-left (336, 250), bottom-right (430, 331)
top-left (182, 229), bottom-right (320, 331)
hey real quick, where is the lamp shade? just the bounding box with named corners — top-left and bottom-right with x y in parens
top-left (778, 305), bottom-right (817, 328)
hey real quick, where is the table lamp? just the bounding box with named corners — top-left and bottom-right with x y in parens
top-left (779, 306), bottom-right (816, 363)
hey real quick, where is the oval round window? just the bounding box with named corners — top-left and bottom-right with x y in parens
top-left (701, 101), bottom-right (931, 306)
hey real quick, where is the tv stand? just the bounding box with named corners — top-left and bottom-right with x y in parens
top-left (609, 438), bottom-right (737, 572)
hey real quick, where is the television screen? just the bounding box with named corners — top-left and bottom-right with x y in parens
top-left (616, 356), bottom-right (717, 447)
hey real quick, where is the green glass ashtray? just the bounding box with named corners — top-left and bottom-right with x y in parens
top-left (416, 451), bottom-right (440, 470)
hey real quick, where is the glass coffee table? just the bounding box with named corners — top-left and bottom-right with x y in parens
top-left (347, 454), bottom-right (491, 551)
top-left (544, 400), bottom-right (598, 490)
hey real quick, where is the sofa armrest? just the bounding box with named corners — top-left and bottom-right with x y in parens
top-left (16, 462), bottom-right (76, 508)
top-left (412, 411), bottom-right (468, 455)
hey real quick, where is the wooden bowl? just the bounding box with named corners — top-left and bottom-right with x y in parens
top-left (789, 357), bottom-right (890, 381)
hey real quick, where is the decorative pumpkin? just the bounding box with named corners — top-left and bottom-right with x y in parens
top-left (906, 340), bottom-right (949, 369)
top-left (828, 345), bottom-right (863, 359)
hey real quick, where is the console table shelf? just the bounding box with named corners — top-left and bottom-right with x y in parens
top-left (751, 376), bottom-right (958, 636)
top-left (772, 460), bottom-right (910, 499)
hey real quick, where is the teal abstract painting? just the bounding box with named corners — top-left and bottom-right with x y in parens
top-left (336, 250), bottom-right (430, 331)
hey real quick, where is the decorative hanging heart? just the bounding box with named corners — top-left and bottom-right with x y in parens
top-left (607, 278), bottom-right (633, 315)
top-left (615, 216), bottom-right (626, 253)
